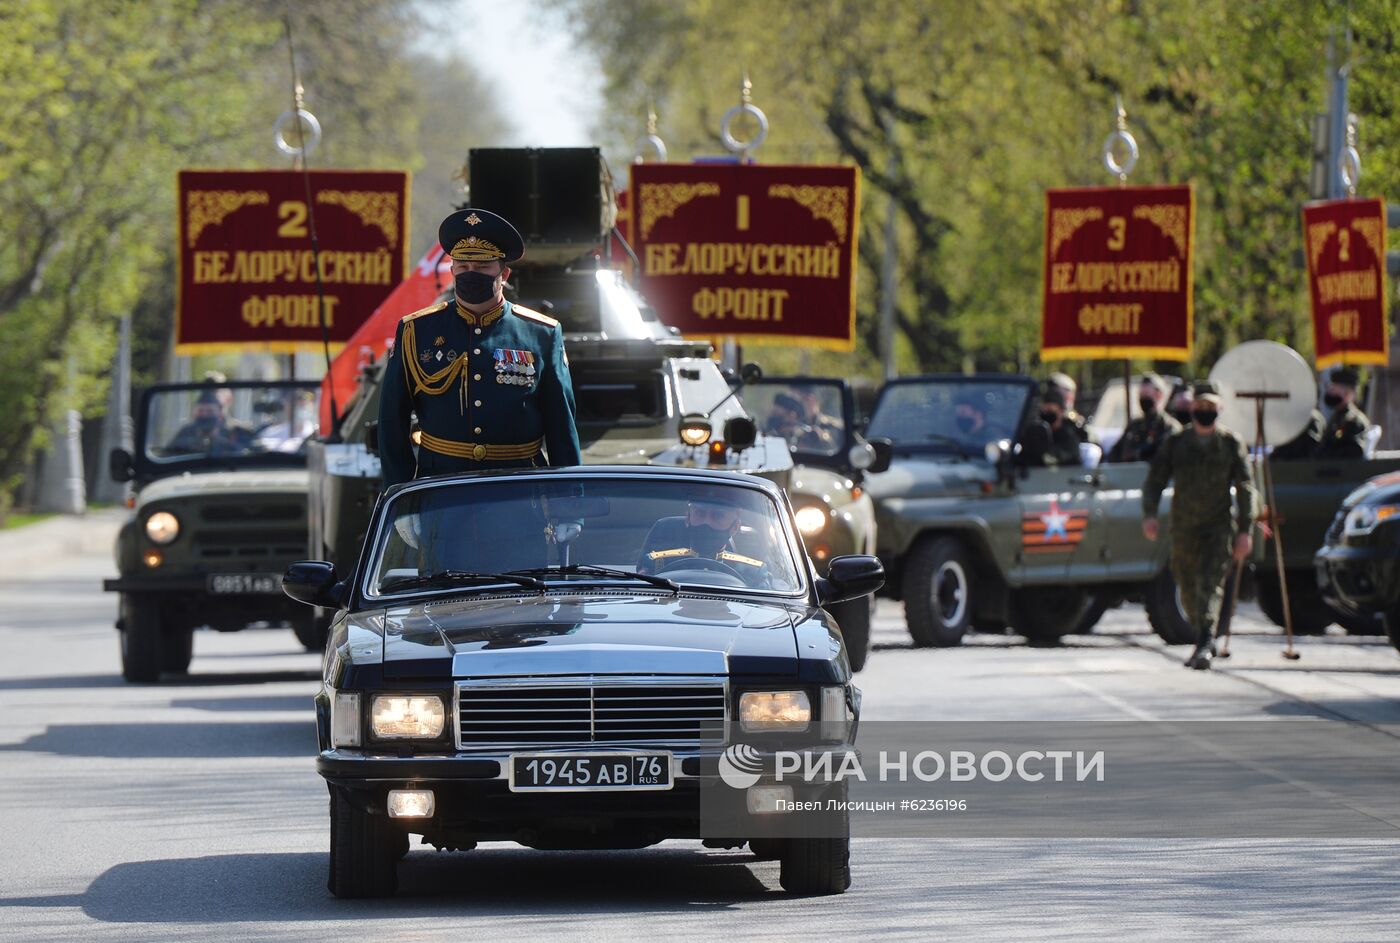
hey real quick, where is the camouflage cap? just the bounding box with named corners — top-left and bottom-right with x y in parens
top-left (1191, 380), bottom-right (1223, 406)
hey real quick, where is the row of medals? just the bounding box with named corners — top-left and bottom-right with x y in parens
top-left (496, 356), bottom-right (535, 386)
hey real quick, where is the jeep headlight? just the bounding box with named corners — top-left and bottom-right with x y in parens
top-left (794, 505), bottom-right (828, 536)
top-left (371, 695), bottom-right (445, 739)
top-left (739, 690), bottom-right (811, 732)
top-left (1344, 504), bottom-right (1400, 537)
top-left (144, 511), bottom-right (180, 545)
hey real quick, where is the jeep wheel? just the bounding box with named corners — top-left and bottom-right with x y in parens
top-left (161, 625), bottom-right (194, 675)
top-left (1074, 595), bottom-right (1117, 634)
top-left (120, 594), bottom-right (165, 683)
top-left (328, 787), bottom-right (400, 898)
top-left (1144, 570), bottom-right (1196, 645)
top-left (1338, 611), bottom-right (1382, 636)
top-left (293, 609), bottom-right (332, 653)
top-left (1385, 609), bottom-right (1400, 654)
top-left (904, 537), bottom-right (973, 647)
top-left (1255, 573), bottom-right (1331, 636)
top-left (1011, 587), bottom-right (1088, 646)
top-left (826, 596), bottom-right (872, 671)
top-left (778, 814), bottom-right (850, 895)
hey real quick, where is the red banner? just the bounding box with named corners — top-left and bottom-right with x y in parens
top-left (177, 170), bottom-right (410, 353)
top-left (1302, 198), bottom-right (1390, 369)
top-left (628, 163), bottom-right (859, 349)
top-left (1041, 185), bottom-right (1194, 361)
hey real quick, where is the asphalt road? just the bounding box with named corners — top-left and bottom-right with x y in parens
top-left (1, 518), bottom-right (1398, 941)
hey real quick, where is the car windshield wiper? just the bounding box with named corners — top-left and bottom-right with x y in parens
top-left (923, 432), bottom-right (973, 451)
top-left (378, 570), bottom-right (547, 592)
top-left (508, 564), bottom-right (680, 593)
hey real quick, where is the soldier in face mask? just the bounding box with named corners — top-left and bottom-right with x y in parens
top-left (377, 208), bottom-right (581, 487)
top-left (1106, 373), bottom-right (1180, 463)
top-left (1314, 368), bottom-right (1371, 459)
top-left (1023, 387), bottom-right (1084, 466)
top-left (636, 496), bottom-right (770, 587)
top-left (1141, 381), bottom-right (1257, 669)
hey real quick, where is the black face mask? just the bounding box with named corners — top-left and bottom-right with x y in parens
top-left (1039, 410), bottom-right (1060, 425)
top-left (1192, 410), bottom-right (1218, 427)
top-left (684, 522), bottom-right (731, 556)
top-left (955, 414), bottom-right (977, 434)
top-left (455, 269), bottom-right (499, 305)
top-left (1139, 396), bottom-right (1157, 415)
top-left (1323, 392), bottom-right (1344, 409)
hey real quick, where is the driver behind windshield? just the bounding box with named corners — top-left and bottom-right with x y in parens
top-left (636, 495), bottom-right (771, 588)
top-left (165, 387), bottom-right (255, 455)
top-left (764, 392), bottom-right (835, 451)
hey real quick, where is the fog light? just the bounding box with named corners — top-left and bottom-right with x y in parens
top-left (387, 789), bottom-right (434, 818)
top-left (142, 549), bottom-right (163, 568)
top-left (747, 784), bottom-right (793, 814)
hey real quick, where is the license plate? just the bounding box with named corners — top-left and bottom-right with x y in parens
top-left (509, 752), bottom-right (673, 793)
top-left (207, 573), bottom-right (280, 595)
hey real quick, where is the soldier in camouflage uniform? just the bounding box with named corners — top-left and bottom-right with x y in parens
top-left (1106, 372), bottom-right (1180, 463)
top-left (1141, 381), bottom-right (1257, 669)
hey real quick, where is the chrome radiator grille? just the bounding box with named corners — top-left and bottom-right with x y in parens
top-left (455, 678), bottom-right (726, 747)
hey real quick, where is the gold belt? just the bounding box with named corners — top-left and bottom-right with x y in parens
top-left (418, 432), bottom-right (543, 461)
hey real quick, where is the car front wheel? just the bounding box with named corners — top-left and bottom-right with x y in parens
top-left (778, 814), bottom-right (851, 895)
top-left (904, 536), bottom-right (973, 647)
top-left (328, 787), bottom-right (402, 898)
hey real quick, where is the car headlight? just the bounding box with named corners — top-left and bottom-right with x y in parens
top-left (371, 695), bottom-right (445, 739)
top-left (679, 414), bottom-right (712, 447)
top-left (144, 510), bottom-right (180, 545)
top-left (1343, 504), bottom-right (1400, 537)
top-left (794, 505), bottom-right (829, 536)
top-left (739, 690), bottom-right (811, 732)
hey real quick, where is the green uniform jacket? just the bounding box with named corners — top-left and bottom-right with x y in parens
top-left (378, 299), bottom-right (581, 487)
top-left (1315, 402), bottom-right (1370, 460)
top-left (1107, 412), bottom-right (1181, 463)
top-left (1142, 425), bottom-right (1257, 532)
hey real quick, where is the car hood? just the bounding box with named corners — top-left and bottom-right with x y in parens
top-left (137, 468), bottom-right (310, 507)
top-left (380, 592), bottom-right (801, 678)
top-left (864, 456), bottom-right (992, 502)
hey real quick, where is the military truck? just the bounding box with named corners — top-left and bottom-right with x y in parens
top-left (104, 380), bottom-right (323, 680)
top-left (863, 374), bottom-right (1194, 647)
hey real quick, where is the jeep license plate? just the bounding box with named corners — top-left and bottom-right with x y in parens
top-left (207, 573), bottom-right (280, 595)
top-left (509, 753), bottom-right (672, 792)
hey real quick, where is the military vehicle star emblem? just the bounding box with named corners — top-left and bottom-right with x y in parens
top-left (1040, 499), bottom-right (1070, 541)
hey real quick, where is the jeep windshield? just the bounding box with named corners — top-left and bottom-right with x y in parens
top-left (367, 475), bottom-right (805, 599)
top-left (141, 381), bottom-right (321, 467)
top-left (742, 380), bottom-right (848, 458)
top-left (866, 377), bottom-right (1032, 456)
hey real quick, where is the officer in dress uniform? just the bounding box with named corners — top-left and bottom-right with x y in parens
top-left (636, 494), bottom-right (771, 589)
top-left (378, 208), bottom-right (582, 488)
top-left (1141, 381), bottom-right (1257, 670)
top-left (1106, 372), bottom-right (1180, 463)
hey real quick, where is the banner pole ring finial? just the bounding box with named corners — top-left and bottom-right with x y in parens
top-left (634, 102), bottom-right (669, 162)
top-left (273, 108), bottom-right (321, 159)
top-left (1102, 95), bottom-right (1138, 183)
top-left (1339, 112), bottom-right (1361, 197)
top-left (721, 71), bottom-right (768, 157)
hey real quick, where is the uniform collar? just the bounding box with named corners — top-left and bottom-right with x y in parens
top-left (455, 299), bottom-right (506, 327)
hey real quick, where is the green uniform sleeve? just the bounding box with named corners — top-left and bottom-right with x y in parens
top-left (1142, 433), bottom-right (1175, 518)
top-left (1231, 435), bottom-right (1257, 530)
top-left (538, 324), bottom-right (581, 466)
top-left (377, 319), bottom-right (417, 488)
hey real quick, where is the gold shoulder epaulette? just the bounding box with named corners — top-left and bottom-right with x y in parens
top-left (511, 304), bottom-right (559, 328)
top-left (718, 551), bottom-right (763, 568)
top-left (403, 300), bottom-right (449, 322)
top-left (648, 547), bottom-right (693, 561)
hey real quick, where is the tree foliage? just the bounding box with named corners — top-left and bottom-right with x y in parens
top-left (558, 0), bottom-right (1396, 384)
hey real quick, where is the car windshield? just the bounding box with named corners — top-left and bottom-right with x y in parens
top-left (144, 384), bottom-right (321, 463)
top-left (368, 476), bottom-right (804, 598)
top-left (742, 382), bottom-right (847, 457)
top-left (867, 379), bottom-right (1030, 455)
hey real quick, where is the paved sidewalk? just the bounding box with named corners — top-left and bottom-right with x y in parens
top-left (0, 508), bottom-right (125, 578)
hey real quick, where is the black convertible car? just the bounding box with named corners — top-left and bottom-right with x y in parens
top-left (284, 466), bottom-right (882, 898)
top-left (1315, 470), bottom-right (1400, 652)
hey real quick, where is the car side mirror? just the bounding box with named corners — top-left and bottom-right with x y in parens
top-left (363, 420), bottom-right (379, 456)
top-left (282, 560), bottom-right (345, 609)
top-left (108, 447), bottom-right (134, 483)
top-left (740, 361), bottom-right (764, 384)
top-left (816, 554), bottom-right (885, 605)
top-left (865, 437), bottom-right (893, 474)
